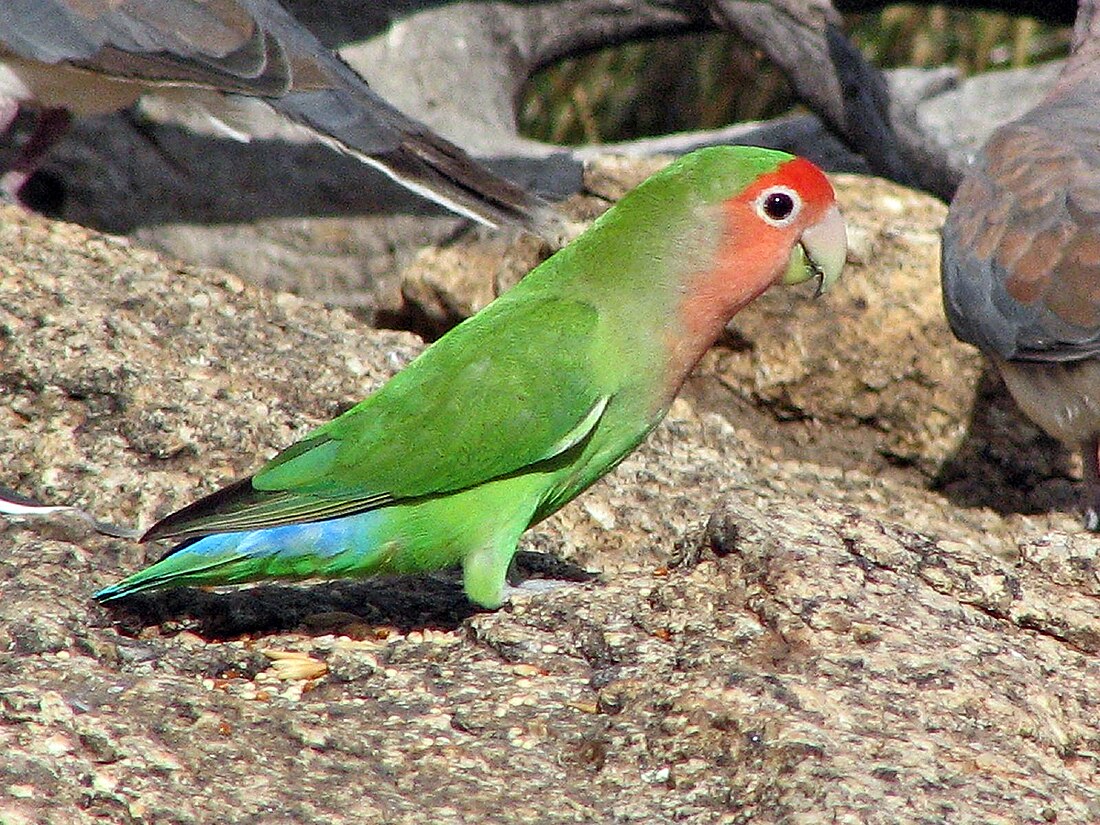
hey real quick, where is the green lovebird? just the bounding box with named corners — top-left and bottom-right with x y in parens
top-left (95, 146), bottom-right (847, 609)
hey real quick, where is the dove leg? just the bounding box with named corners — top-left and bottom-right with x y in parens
top-left (0, 99), bottom-right (18, 133)
top-left (1, 107), bottom-right (70, 200)
top-left (1081, 436), bottom-right (1100, 531)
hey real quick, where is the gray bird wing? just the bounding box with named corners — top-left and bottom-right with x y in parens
top-left (941, 84), bottom-right (1100, 363)
top-left (0, 0), bottom-right (566, 237)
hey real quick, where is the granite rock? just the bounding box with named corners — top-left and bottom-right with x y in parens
top-left (1, 168), bottom-right (1098, 823)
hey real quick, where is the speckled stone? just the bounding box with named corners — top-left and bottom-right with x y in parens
top-left (2, 166), bottom-right (1099, 823)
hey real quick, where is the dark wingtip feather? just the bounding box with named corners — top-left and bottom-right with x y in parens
top-left (372, 136), bottom-right (571, 241)
top-left (141, 476), bottom-right (260, 543)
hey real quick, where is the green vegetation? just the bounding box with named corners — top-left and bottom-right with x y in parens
top-left (851, 6), bottom-right (1069, 73)
top-left (519, 5), bottom-right (1070, 145)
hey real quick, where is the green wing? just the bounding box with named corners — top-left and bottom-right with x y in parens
top-left (145, 295), bottom-right (609, 539)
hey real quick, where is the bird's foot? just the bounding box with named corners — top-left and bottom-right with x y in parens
top-left (495, 550), bottom-right (599, 604)
top-left (0, 107), bottom-right (70, 204)
top-left (501, 577), bottom-right (585, 602)
top-left (0, 169), bottom-right (28, 203)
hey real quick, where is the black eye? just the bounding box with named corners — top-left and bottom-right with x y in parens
top-left (754, 186), bottom-right (802, 226)
top-left (763, 191), bottom-right (795, 221)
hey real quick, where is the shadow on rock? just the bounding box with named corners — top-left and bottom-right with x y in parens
top-left (933, 363), bottom-right (1080, 519)
top-left (95, 551), bottom-right (596, 640)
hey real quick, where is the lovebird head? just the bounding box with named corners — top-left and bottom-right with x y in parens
top-left (681, 145), bottom-right (847, 296)
top-left (546, 146), bottom-right (848, 397)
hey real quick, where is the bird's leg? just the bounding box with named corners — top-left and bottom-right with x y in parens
top-left (0, 98), bottom-right (19, 133)
top-left (1081, 435), bottom-right (1100, 531)
top-left (0, 98), bottom-right (19, 200)
top-left (1, 107), bottom-right (70, 201)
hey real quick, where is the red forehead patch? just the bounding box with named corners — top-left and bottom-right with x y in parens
top-left (736, 157), bottom-right (835, 208)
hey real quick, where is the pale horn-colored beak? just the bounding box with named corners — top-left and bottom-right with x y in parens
top-left (782, 204), bottom-right (848, 296)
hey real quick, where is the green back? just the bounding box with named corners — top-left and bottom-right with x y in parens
top-left (261, 148), bottom-right (793, 499)
top-left (168, 147), bottom-right (793, 535)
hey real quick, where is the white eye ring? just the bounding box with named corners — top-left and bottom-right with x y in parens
top-left (754, 186), bottom-right (802, 227)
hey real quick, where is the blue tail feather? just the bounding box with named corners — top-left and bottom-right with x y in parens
top-left (94, 510), bottom-right (386, 602)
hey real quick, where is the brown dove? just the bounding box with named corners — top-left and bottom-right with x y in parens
top-left (941, 1), bottom-right (1100, 528)
top-left (0, 0), bottom-right (566, 239)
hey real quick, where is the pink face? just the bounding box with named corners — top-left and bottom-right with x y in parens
top-left (719, 156), bottom-right (842, 285)
top-left (664, 156), bottom-right (845, 401)
top-left (684, 157), bottom-right (842, 329)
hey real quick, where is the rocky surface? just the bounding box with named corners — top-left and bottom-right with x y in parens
top-left (2, 166), bottom-right (1099, 823)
